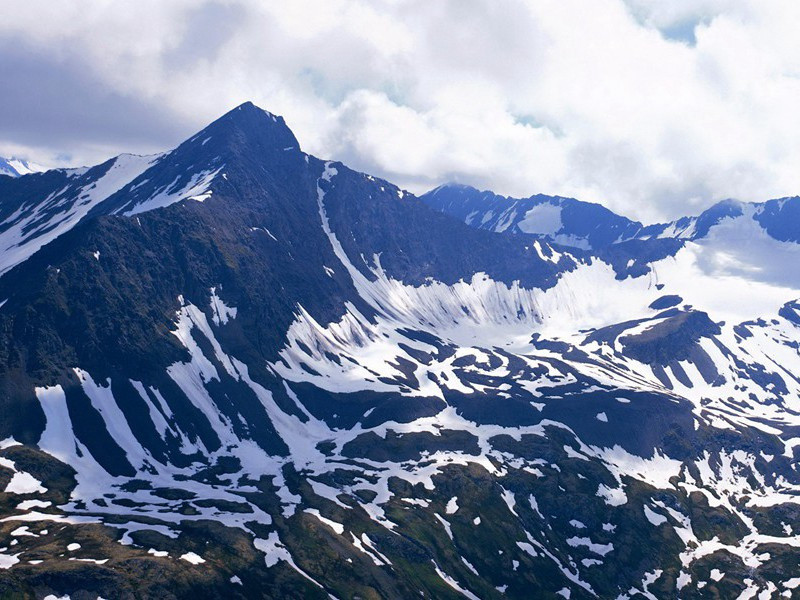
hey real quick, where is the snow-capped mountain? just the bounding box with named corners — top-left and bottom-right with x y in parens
top-left (0, 157), bottom-right (44, 178)
top-left (421, 183), bottom-right (643, 250)
top-left (1, 103), bottom-right (800, 599)
top-left (423, 182), bottom-right (800, 255)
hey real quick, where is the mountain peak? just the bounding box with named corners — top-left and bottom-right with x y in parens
top-left (80, 103), bottom-right (305, 217)
top-left (195, 101), bottom-right (301, 155)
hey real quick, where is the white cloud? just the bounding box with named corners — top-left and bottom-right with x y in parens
top-left (2, 0), bottom-right (800, 221)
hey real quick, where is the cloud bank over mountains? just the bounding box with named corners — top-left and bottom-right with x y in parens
top-left (2, 0), bottom-right (800, 220)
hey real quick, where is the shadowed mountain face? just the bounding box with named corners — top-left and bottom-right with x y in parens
top-left (1, 103), bottom-right (800, 599)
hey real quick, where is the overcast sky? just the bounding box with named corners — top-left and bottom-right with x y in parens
top-left (2, 0), bottom-right (800, 221)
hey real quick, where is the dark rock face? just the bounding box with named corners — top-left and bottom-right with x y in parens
top-left (1, 103), bottom-right (799, 599)
top-left (620, 310), bottom-right (721, 366)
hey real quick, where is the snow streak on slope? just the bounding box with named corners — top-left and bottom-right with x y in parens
top-left (35, 372), bottom-right (277, 538)
top-left (0, 153), bottom-right (159, 275)
top-left (121, 166), bottom-right (223, 216)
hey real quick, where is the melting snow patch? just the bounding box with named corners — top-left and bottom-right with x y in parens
top-left (360, 533), bottom-right (392, 565)
top-left (124, 166), bottom-right (223, 216)
top-left (641, 569), bottom-right (663, 594)
top-left (401, 498), bottom-right (430, 507)
top-left (582, 558), bottom-right (602, 567)
top-left (594, 446), bottom-right (681, 490)
top-left (529, 496), bottom-right (544, 518)
top-left (677, 571), bottom-right (691, 589)
top-left (4, 472), bottom-right (46, 495)
top-left (434, 514), bottom-right (454, 540)
top-left (0, 153), bottom-right (158, 276)
top-left (517, 541), bottom-right (537, 557)
top-left (566, 537), bottom-right (614, 556)
top-left (462, 558), bottom-right (479, 576)
top-left (209, 286), bottom-right (237, 326)
top-left (180, 552), bottom-right (205, 565)
top-left (432, 561), bottom-right (480, 600)
top-left (517, 203), bottom-right (562, 235)
top-left (351, 533), bottom-right (386, 566)
top-left (500, 488), bottom-right (518, 516)
top-left (0, 553), bottom-right (20, 569)
top-left (569, 520), bottom-right (586, 529)
top-left (445, 497), bottom-right (459, 514)
top-left (254, 532), bottom-right (325, 588)
top-left (597, 484), bottom-right (627, 506)
top-left (16, 499), bottom-right (51, 510)
top-left (643, 505), bottom-right (667, 526)
top-left (304, 509), bottom-right (344, 534)
top-left (255, 532), bottom-right (291, 569)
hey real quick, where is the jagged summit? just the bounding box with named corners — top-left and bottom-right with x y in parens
top-left (86, 102), bottom-right (305, 217)
top-left (0, 103), bottom-right (325, 276)
top-left (185, 101), bottom-right (302, 157)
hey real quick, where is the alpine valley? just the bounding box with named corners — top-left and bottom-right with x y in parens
top-left (1, 103), bottom-right (800, 600)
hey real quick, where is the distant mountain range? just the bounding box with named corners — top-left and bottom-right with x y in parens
top-left (1, 103), bottom-right (800, 599)
top-left (422, 182), bottom-right (800, 250)
top-left (0, 156), bottom-right (44, 178)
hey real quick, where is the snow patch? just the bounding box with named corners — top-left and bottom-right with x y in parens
top-left (517, 202), bottom-right (563, 235)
